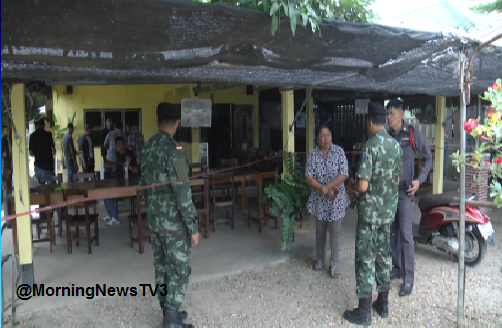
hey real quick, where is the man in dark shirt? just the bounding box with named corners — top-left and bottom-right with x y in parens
top-left (29, 116), bottom-right (56, 181)
top-left (102, 136), bottom-right (138, 226)
top-left (100, 118), bottom-right (114, 163)
top-left (78, 124), bottom-right (95, 173)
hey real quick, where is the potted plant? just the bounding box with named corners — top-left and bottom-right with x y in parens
top-left (451, 78), bottom-right (502, 207)
top-left (263, 152), bottom-right (311, 250)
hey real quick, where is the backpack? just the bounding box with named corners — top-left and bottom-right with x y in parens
top-left (408, 125), bottom-right (417, 152)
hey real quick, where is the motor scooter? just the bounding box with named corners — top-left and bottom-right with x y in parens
top-left (414, 191), bottom-right (495, 267)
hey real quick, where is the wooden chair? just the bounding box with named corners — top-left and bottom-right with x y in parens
top-left (191, 178), bottom-right (210, 239)
top-left (38, 174), bottom-right (64, 237)
top-left (128, 190), bottom-right (150, 254)
top-left (189, 162), bottom-right (208, 176)
top-left (248, 170), bottom-right (279, 232)
top-left (210, 172), bottom-right (235, 232)
top-left (221, 158), bottom-right (238, 169)
top-left (30, 190), bottom-right (54, 252)
top-left (63, 189), bottom-right (99, 254)
top-left (72, 173), bottom-right (98, 215)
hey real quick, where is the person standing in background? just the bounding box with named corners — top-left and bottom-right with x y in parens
top-left (62, 123), bottom-right (78, 182)
top-left (127, 124), bottom-right (145, 166)
top-left (343, 102), bottom-right (402, 325)
top-left (78, 124), bottom-right (95, 173)
top-left (386, 98), bottom-right (432, 296)
top-left (100, 118), bottom-right (113, 163)
top-left (29, 116), bottom-right (56, 181)
top-left (104, 121), bottom-right (127, 164)
top-left (305, 123), bottom-right (350, 278)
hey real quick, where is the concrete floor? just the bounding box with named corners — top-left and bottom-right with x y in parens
top-left (1, 181), bottom-right (461, 315)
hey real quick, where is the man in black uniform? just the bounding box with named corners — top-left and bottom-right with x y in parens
top-left (29, 116), bottom-right (56, 182)
top-left (386, 98), bottom-right (432, 296)
top-left (100, 118), bottom-right (113, 163)
top-left (78, 124), bottom-right (95, 173)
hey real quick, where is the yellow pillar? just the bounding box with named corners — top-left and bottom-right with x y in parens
top-left (11, 84), bottom-right (34, 282)
top-left (281, 90), bottom-right (295, 171)
top-left (190, 87), bottom-right (200, 164)
top-left (252, 86), bottom-right (260, 148)
top-left (433, 96), bottom-right (446, 194)
top-left (306, 88), bottom-right (314, 153)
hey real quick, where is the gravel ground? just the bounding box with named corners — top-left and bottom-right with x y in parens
top-left (9, 217), bottom-right (502, 327)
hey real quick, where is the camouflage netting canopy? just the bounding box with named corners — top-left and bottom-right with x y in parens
top-left (1, 0), bottom-right (502, 96)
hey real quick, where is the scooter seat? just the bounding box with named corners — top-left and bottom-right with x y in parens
top-left (417, 191), bottom-right (460, 212)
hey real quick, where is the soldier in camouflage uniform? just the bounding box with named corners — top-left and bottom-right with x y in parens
top-left (343, 102), bottom-right (402, 325)
top-left (140, 102), bottom-right (200, 328)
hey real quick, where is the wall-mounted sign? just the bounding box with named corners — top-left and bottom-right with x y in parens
top-left (181, 98), bottom-right (212, 127)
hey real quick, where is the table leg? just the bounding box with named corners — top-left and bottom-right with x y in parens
top-left (12, 218), bottom-right (19, 255)
top-left (9, 197), bottom-right (19, 254)
top-left (257, 176), bottom-right (263, 232)
top-left (241, 180), bottom-right (246, 210)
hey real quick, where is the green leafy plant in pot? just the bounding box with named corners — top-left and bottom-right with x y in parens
top-left (263, 152), bottom-right (311, 250)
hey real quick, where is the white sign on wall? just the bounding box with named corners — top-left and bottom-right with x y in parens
top-left (181, 98), bottom-right (212, 128)
top-left (355, 99), bottom-right (370, 115)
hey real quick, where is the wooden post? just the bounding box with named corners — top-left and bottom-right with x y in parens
top-left (433, 96), bottom-right (446, 194)
top-left (11, 84), bottom-right (35, 284)
top-left (281, 90), bottom-right (294, 172)
top-left (306, 88), bottom-right (314, 153)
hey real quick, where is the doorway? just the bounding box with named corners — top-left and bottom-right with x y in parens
top-left (207, 104), bottom-right (232, 169)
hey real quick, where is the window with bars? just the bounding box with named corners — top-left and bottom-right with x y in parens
top-left (83, 109), bottom-right (142, 146)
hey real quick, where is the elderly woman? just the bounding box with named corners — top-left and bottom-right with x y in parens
top-left (305, 123), bottom-right (350, 278)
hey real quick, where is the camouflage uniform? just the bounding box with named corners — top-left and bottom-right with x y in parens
top-left (355, 129), bottom-right (402, 298)
top-left (140, 131), bottom-right (198, 313)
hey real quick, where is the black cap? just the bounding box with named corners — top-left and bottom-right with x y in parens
top-left (367, 102), bottom-right (387, 117)
top-left (67, 123), bottom-right (74, 129)
top-left (157, 102), bottom-right (181, 121)
top-left (34, 116), bottom-right (46, 125)
top-left (386, 98), bottom-right (406, 110)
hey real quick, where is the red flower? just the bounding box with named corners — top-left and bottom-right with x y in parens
top-left (463, 119), bottom-right (478, 133)
top-left (480, 135), bottom-right (488, 140)
top-left (494, 156), bottom-right (502, 165)
top-left (493, 82), bottom-right (499, 89)
top-left (485, 161), bottom-right (492, 167)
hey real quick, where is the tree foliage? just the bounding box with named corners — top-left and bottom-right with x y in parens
top-left (263, 152), bottom-right (311, 250)
top-left (194, 0), bottom-right (378, 36)
top-left (471, 0), bottom-right (502, 13)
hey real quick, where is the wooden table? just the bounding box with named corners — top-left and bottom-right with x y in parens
top-left (8, 177), bottom-right (207, 254)
top-left (210, 169), bottom-right (276, 210)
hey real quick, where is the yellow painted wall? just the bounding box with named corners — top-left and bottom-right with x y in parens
top-left (52, 84), bottom-right (256, 167)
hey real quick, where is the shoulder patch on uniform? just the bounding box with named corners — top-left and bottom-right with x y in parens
top-left (176, 146), bottom-right (183, 150)
top-left (173, 158), bottom-right (188, 180)
top-left (362, 149), bottom-right (367, 159)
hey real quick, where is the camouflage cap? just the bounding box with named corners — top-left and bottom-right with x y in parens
top-left (157, 102), bottom-right (181, 121)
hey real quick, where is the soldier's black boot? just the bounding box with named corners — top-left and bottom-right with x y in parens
top-left (163, 309), bottom-right (194, 328)
top-left (343, 297), bottom-right (372, 326)
top-left (372, 291), bottom-right (389, 318)
top-left (160, 302), bottom-right (188, 322)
